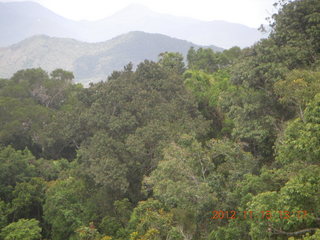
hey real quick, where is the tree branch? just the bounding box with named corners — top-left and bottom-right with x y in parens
top-left (272, 227), bottom-right (318, 236)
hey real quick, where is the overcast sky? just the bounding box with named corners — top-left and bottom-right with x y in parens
top-left (2, 0), bottom-right (277, 28)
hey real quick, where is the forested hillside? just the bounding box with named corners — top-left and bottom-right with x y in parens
top-left (0, 32), bottom-right (222, 85)
top-left (0, 0), bottom-right (319, 240)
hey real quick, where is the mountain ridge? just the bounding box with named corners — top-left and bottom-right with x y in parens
top-left (0, 31), bottom-right (223, 85)
top-left (0, 1), bottom-right (264, 48)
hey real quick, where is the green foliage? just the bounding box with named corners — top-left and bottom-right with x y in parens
top-left (270, 0), bottom-right (320, 69)
top-left (184, 69), bottom-right (235, 138)
top-left (0, 1), bottom-right (320, 239)
top-left (0, 201), bottom-right (8, 230)
top-left (43, 178), bottom-right (88, 240)
top-left (146, 135), bottom-right (256, 238)
top-left (77, 131), bottom-right (129, 194)
top-left (0, 96), bottom-right (51, 153)
top-left (77, 59), bottom-right (209, 203)
top-left (187, 47), bottom-right (230, 73)
top-left (276, 93), bottom-right (320, 165)
top-left (224, 0), bottom-right (320, 160)
top-left (113, 198), bottom-right (133, 227)
top-left (209, 220), bottom-right (250, 240)
top-left (0, 68), bottom-right (81, 158)
top-left (0, 146), bottom-right (37, 201)
top-left (10, 177), bottom-right (47, 221)
top-left (145, 136), bottom-right (213, 211)
top-left (128, 199), bottom-right (181, 240)
top-left (158, 52), bottom-right (185, 75)
top-left (99, 217), bottom-right (122, 238)
top-left (247, 166), bottom-right (320, 239)
top-left (184, 70), bottom-right (212, 103)
top-left (75, 222), bottom-right (101, 240)
top-left (0, 218), bottom-right (41, 240)
top-left (50, 68), bottom-right (74, 82)
top-left (33, 158), bottom-right (72, 181)
top-left (274, 70), bottom-right (320, 120)
top-left (296, 229), bottom-right (320, 240)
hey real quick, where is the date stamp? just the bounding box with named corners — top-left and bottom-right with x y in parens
top-left (211, 210), bottom-right (310, 220)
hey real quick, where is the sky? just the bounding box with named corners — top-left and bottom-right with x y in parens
top-left (1, 0), bottom-right (277, 28)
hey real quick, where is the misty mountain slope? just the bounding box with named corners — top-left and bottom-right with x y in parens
top-left (94, 4), bottom-right (264, 48)
top-left (0, 32), bottom-right (221, 85)
top-left (0, 2), bottom-right (264, 48)
top-left (0, 1), bottom-right (81, 46)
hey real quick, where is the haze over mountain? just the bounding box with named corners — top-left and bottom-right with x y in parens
top-left (0, 32), bottom-right (222, 84)
top-left (0, 1), bottom-right (264, 48)
top-left (0, 1), bottom-right (81, 47)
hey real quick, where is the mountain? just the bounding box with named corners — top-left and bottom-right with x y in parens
top-left (0, 32), bottom-right (222, 85)
top-left (0, 1), bottom-right (81, 46)
top-left (93, 4), bottom-right (264, 49)
top-left (0, 1), bottom-right (264, 49)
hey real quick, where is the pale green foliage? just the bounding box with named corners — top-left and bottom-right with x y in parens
top-left (0, 218), bottom-right (41, 240)
top-left (276, 93), bottom-right (320, 165)
top-left (294, 229), bottom-right (320, 240)
top-left (146, 134), bottom-right (256, 209)
top-left (75, 222), bottom-right (101, 240)
top-left (184, 69), bottom-right (233, 107)
top-left (247, 166), bottom-right (320, 239)
top-left (128, 199), bottom-right (182, 240)
top-left (145, 135), bottom-right (214, 211)
top-left (184, 70), bottom-right (212, 103)
top-left (146, 135), bottom-right (256, 239)
top-left (274, 70), bottom-right (320, 120)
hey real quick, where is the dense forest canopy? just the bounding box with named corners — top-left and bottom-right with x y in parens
top-left (0, 0), bottom-right (319, 239)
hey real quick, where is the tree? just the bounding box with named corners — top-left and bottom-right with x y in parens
top-left (0, 200), bottom-right (8, 230)
top-left (270, 0), bottom-right (320, 69)
top-left (76, 57), bottom-right (209, 204)
top-left (225, 0), bottom-right (320, 160)
top-left (0, 218), bottom-right (41, 240)
top-left (10, 178), bottom-right (47, 221)
top-left (158, 52), bottom-right (185, 75)
top-left (187, 47), bottom-right (229, 73)
top-left (0, 146), bottom-right (37, 202)
top-left (184, 69), bottom-right (235, 138)
top-left (77, 131), bottom-right (129, 195)
top-left (247, 166), bottom-right (320, 239)
top-left (50, 69), bottom-right (74, 82)
top-left (276, 93), bottom-right (320, 165)
top-left (274, 70), bottom-right (320, 121)
top-left (145, 135), bottom-right (256, 238)
top-left (145, 136), bottom-right (213, 211)
top-left (128, 199), bottom-right (181, 240)
top-left (0, 97), bottom-right (51, 154)
top-left (75, 222), bottom-right (101, 240)
top-left (43, 178), bottom-right (88, 240)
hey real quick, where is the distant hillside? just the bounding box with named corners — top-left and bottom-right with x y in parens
top-left (0, 32), bottom-right (222, 84)
top-left (93, 4), bottom-right (264, 49)
top-left (0, 2), bottom-right (264, 48)
top-left (0, 1), bottom-right (81, 47)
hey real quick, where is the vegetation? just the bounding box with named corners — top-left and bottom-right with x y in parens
top-left (0, 32), bottom-right (222, 85)
top-left (0, 0), bottom-right (319, 239)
